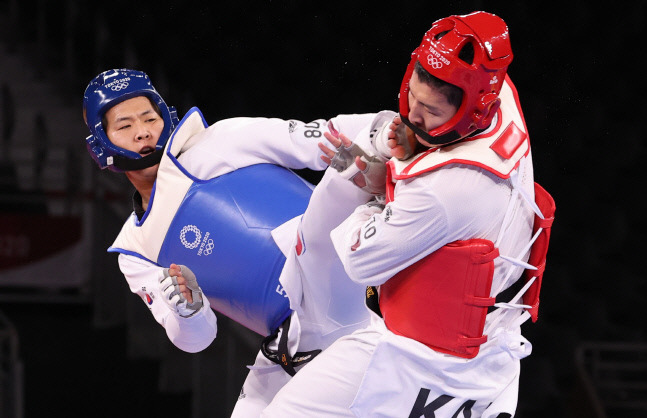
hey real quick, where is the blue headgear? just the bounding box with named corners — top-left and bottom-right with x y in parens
top-left (83, 69), bottom-right (179, 171)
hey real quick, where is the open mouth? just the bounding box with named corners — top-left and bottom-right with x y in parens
top-left (139, 146), bottom-right (155, 157)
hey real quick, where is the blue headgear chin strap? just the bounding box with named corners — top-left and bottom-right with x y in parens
top-left (83, 68), bottom-right (179, 172)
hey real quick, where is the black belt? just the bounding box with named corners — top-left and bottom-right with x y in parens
top-left (260, 314), bottom-right (321, 376)
top-left (366, 286), bottom-right (382, 317)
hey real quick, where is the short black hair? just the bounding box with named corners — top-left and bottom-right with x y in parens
top-left (414, 60), bottom-right (463, 109)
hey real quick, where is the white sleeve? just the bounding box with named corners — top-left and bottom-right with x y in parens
top-left (179, 113), bottom-right (376, 180)
top-left (118, 253), bottom-right (218, 353)
top-left (331, 165), bottom-right (510, 286)
top-left (330, 177), bottom-right (450, 286)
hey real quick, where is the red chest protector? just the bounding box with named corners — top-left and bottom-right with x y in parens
top-left (521, 182), bottom-right (555, 322)
top-left (379, 181), bottom-right (555, 359)
top-left (379, 238), bottom-right (499, 358)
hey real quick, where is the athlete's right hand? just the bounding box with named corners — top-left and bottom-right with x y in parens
top-left (160, 264), bottom-right (204, 318)
top-left (319, 132), bottom-right (386, 195)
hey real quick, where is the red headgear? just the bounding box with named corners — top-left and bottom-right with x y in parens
top-left (398, 11), bottom-right (513, 145)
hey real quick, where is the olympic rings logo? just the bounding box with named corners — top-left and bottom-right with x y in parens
top-left (203, 239), bottom-right (215, 255)
top-left (110, 82), bottom-right (130, 91)
top-left (179, 225), bottom-right (201, 249)
top-left (427, 56), bottom-right (443, 69)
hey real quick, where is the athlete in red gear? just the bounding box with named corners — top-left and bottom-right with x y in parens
top-left (262, 11), bottom-right (555, 418)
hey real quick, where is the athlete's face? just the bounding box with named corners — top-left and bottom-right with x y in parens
top-left (104, 96), bottom-right (164, 157)
top-left (406, 71), bottom-right (458, 147)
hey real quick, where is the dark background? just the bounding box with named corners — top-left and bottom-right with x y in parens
top-left (0, 1), bottom-right (645, 417)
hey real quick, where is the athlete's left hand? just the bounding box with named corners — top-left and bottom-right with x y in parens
top-left (386, 115), bottom-right (417, 160)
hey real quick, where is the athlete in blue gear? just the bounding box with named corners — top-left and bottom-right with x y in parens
top-left (83, 68), bottom-right (382, 414)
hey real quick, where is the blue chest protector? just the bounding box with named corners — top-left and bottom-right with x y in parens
top-left (154, 164), bottom-right (312, 335)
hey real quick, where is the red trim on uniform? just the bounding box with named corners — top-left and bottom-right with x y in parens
top-left (385, 161), bottom-right (396, 204)
top-left (503, 74), bottom-right (529, 134)
top-left (295, 230), bottom-right (304, 256)
top-left (391, 106), bottom-right (511, 181)
top-left (394, 157), bottom-right (518, 180)
top-left (390, 79), bottom-right (530, 181)
top-left (399, 149), bottom-right (434, 177)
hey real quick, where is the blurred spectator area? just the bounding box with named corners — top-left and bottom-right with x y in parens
top-left (0, 1), bottom-right (265, 417)
top-left (0, 0), bottom-right (99, 300)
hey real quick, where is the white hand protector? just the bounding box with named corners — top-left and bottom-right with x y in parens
top-left (329, 142), bottom-right (387, 196)
top-left (159, 265), bottom-right (204, 318)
